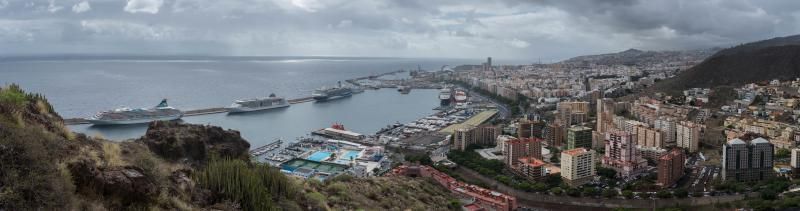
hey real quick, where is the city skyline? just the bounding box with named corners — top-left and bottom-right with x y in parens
top-left (2, 0), bottom-right (800, 60)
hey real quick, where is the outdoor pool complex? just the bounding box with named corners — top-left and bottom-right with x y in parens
top-left (305, 150), bottom-right (362, 164)
top-left (307, 151), bottom-right (333, 162)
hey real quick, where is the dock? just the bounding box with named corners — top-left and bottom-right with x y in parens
top-left (250, 139), bottom-right (284, 157)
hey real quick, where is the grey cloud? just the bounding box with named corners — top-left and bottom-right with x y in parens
top-left (0, 0), bottom-right (799, 60)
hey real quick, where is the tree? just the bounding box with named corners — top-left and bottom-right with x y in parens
top-left (603, 188), bottom-right (619, 198)
top-left (776, 148), bottom-right (791, 160)
top-left (583, 187), bottom-right (598, 197)
top-left (597, 166), bottom-right (617, 179)
top-left (550, 187), bottom-right (563, 195)
top-left (673, 188), bottom-right (688, 198)
top-left (761, 189), bottom-right (778, 200)
top-left (567, 188), bottom-right (581, 197)
top-left (656, 190), bottom-right (673, 198)
top-left (622, 190), bottom-right (634, 199)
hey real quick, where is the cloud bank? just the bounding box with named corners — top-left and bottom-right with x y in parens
top-left (1, 0), bottom-right (799, 61)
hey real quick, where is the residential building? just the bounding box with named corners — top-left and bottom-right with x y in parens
top-left (601, 130), bottom-right (648, 179)
top-left (677, 121), bottom-right (701, 153)
top-left (513, 157), bottom-right (547, 181)
top-left (567, 126), bottom-right (593, 150)
top-left (518, 119), bottom-right (532, 138)
top-left (504, 138), bottom-right (543, 166)
top-left (475, 125), bottom-right (500, 146)
top-left (635, 125), bottom-right (663, 148)
top-left (657, 149), bottom-right (686, 187)
top-left (545, 123), bottom-right (565, 147)
top-left (792, 148), bottom-right (800, 178)
top-left (655, 116), bottom-right (678, 147)
top-left (495, 135), bottom-right (516, 155)
top-left (561, 148), bottom-right (596, 187)
top-left (453, 125), bottom-right (499, 151)
top-left (638, 146), bottom-right (668, 162)
top-left (453, 126), bottom-right (476, 151)
top-left (722, 138), bottom-right (774, 182)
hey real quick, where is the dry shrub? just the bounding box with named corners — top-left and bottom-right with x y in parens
top-left (101, 142), bottom-right (125, 167)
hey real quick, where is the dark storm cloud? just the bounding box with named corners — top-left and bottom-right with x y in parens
top-left (0, 0), bottom-right (799, 60)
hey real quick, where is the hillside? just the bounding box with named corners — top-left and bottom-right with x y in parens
top-left (560, 48), bottom-right (716, 66)
top-left (0, 84), bottom-right (459, 210)
top-left (654, 35), bottom-right (800, 90)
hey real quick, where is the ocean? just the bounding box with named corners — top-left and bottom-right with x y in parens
top-left (0, 56), bottom-right (475, 147)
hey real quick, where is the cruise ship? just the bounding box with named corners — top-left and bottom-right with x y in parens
top-left (88, 99), bottom-right (183, 125)
top-left (313, 82), bottom-right (353, 101)
top-left (227, 93), bottom-right (290, 113)
top-left (454, 90), bottom-right (467, 102)
top-left (439, 88), bottom-right (452, 106)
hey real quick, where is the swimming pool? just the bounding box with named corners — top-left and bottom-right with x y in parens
top-left (342, 151), bottom-right (360, 160)
top-left (307, 151), bottom-right (332, 162)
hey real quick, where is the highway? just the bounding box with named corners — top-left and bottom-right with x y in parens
top-left (463, 87), bottom-right (512, 120)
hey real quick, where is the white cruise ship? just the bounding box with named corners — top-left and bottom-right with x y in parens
top-left (227, 93), bottom-right (290, 113)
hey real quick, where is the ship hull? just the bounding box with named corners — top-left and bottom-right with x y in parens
top-left (227, 103), bottom-right (290, 113)
top-left (88, 114), bottom-right (183, 125)
top-left (440, 99), bottom-right (451, 106)
top-left (313, 92), bottom-right (352, 102)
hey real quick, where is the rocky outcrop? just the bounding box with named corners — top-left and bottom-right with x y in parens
top-left (68, 159), bottom-right (158, 206)
top-left (137, 121), bottom-right (250, 165)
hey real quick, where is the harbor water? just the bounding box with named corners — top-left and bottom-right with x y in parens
top-left (0, 56), bottom-right (458, 147)
top-left (69, 88), bottom-right (440, 147)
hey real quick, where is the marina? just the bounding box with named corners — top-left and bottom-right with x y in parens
top-left (249, 139), bottom-right (284, 157)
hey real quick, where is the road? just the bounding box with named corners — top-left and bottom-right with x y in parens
top-left (464, 87), bottom-right (512, 120)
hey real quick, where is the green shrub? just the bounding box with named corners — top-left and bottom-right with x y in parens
top-left (195, 158), bottom-right (296, 211)
top-left (0, 86), bottom-right (27, 107)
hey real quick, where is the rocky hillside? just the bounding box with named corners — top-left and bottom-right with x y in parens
top-left (654, 34), bottom-right (800, 90)
top-left (0, 84), bottom-right (459, 210)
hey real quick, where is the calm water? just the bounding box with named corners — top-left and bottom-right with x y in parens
top-left (0, 56), bottom-right (466, 147)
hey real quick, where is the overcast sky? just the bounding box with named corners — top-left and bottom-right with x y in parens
top-left (2, 0), bottom-right (800, 60)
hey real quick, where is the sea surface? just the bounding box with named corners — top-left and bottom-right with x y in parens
top-left (0, 56), bottom-right (474, 147)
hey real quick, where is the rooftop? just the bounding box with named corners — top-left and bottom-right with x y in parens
top-left (562, 148), bottom-right (590, 156)
top-left (728, 138), bottom-right (746, 145)
top-left (752, 137), bottom-right (770, 144)
top-left (518, 157), bottom-right (546, 167)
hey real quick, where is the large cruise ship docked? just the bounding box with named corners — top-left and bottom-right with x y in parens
top-left (312, 82), bottom-right (353, 101)
top-left (227, 93), bottom-right (290, 113)
top-left (439, 88), bottom-right (452, 106)
top-left (88, 99), bottom-right (183, 125)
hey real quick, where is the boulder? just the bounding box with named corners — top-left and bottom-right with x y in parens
top-left (136, 121), bottom-right (250, 165)
top-left (68, 159), bottom-right (158, 206)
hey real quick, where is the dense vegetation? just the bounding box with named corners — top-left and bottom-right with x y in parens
top-left (446, 145), bottom-right (562, 193)
top-left (196, 158), bottom-right (297, 210)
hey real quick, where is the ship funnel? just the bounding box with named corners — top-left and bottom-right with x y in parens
top-left (156, 99), bottom-right (169, 108)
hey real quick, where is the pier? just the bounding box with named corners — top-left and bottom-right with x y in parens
top-left (250, 139), bottom-right (284, 157)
